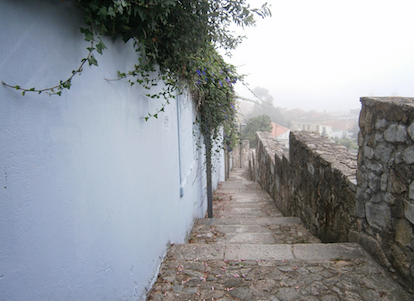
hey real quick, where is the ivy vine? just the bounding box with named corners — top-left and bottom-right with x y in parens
top-left (2, 0), bottom-right (271, 155)
top-left (2, 26), bottom-right (107, 96)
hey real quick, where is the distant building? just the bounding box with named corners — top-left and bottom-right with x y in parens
top-left (288, 109), bottom-right (334, 134)
top-left (286, 108), bottom-right (359, 138)
top-left (321, 120), bottom-right (357, 139)
top-left (271, 122), bottom-right (290, 146)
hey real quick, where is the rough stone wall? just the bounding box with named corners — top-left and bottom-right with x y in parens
top-left (251, 97), bottom-right (414, 291)
top-left (351, 97), bottom-right (414, 290)
top-left (232, 140), bottom-right (251, 169)
top-left (289, 131), bottom-right (358, 242)
top-left (248, 148), bottom-right (257, 182)
top-left (255, 132), bottom-right (280, 198)
top-left (253, 131), bottom-right (357, 243)
top-left (270, 135), bottom-right (292, 216)
top-left (253, 132), bottom-right (292, 216)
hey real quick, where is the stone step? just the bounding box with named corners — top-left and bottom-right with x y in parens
top-left (214, 212), bottom-right (282, 218)
top-left (216, 208), bottom-right (280, 216)
top-left (197, 217), bottom-right (301, 226)
top-left (149, 242), bottom-right (410, 301)
top-left (215, 188), bottom-right (269, 194)
top-left (227, 197), bottom-right (273, 203)
top-left (216, 182), bottom-right (262, 187)
top-left (214, 200), bottom-right (276, 208)
top-left (212, 210), bottom-right (282, 219)
top-left (218, 182), bottom-right (262, 188)
top-left (169, 243), bottom-right (367, 261)
top-left (190, 219), bottom-right (320, 244)
top-left (211, 224), bottom-right (274, 234)
top-left (148, 166), bottom-right (412, 300)
top-left (217, 201), bottom-right (275, 208)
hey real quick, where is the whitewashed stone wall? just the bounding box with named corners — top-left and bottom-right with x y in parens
top-left (0, 1), bottom-right (224, 300)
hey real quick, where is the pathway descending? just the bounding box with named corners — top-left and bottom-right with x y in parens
top-left (147, 168), bottom-right (411, 301)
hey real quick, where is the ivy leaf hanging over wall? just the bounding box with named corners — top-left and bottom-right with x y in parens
top-left (3, 0), bottom-right (271, 154)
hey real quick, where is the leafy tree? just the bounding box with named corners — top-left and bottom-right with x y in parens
top-left (242, 114), bottom-right (272, 147)
top-left (253, 86), bottom-right (274, 106)
top-left (333, 137), bottom-right (358, 150)
top-left (244, 86), bottom-right (289, 128)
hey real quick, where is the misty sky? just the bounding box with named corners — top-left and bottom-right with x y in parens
top-left (228, 0), bottom-right (414, 112)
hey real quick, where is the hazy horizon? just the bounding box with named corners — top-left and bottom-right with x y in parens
top-left (227, 0), bottom-right (414, 112)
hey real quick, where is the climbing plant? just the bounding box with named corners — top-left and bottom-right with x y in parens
top-left (2, 0), bottom-right (271, 154)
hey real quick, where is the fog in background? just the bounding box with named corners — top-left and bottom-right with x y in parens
top-left (228, 0), bottom-right (414, 112)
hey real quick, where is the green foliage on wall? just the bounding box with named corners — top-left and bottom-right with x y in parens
top-left (2, 0), bottom-right (271, 155)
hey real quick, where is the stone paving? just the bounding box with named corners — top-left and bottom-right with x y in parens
top-left (147, 168), bottom-right (412, 301)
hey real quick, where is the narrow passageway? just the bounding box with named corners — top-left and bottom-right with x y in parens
top-left (147, 168), bottom-right (410, 301)
top-left (192, 168), bottom-right (319, 245)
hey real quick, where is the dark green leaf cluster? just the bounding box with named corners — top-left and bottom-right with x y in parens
top-left (242, 114), bottom-right (272, 147)
top-left (75, 0), bottom-right (270, 73)
top-left (74, 0), bottom-right (269, 152)
top-left (188, 45), bottom-right (240, 151)
top-left (4, 0), bottom-right (271, 157)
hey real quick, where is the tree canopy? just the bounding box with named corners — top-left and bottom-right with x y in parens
top-left (244, 87), bottom-right (289, 128)
top-left (242, 114), bottom-right (272, 147)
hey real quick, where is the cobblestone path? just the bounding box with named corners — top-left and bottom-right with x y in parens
top-left (147, 169), bottom-right (412, 301)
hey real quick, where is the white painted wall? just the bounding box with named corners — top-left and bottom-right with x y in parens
top-left (0, 1), bottom-right (224, 300)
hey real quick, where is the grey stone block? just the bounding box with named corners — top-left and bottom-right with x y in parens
top-left (197, 217), bottom-right (302, 226)
top-left (374, 143), bottom-right (393, 163)
top-left (366, 201), bottom-right (391, 230)
top-left (381, 173), bottom-right (388, 191)
top-left (403, 146), bottom-right (414, 164)
top-left (408, 122), bottom-right (414, 141)
top-left (384, 124), bottom-right (407, 142)
top-left (363, 146), bottom-right (374, 160)
top-left (375, 132), bottom-right (384, 143)
top-left (224, 244), bottom-right (294, 260)
top-left (368, 173), bottom-right (380, 192)
top-left (404, 199), bottom-right (414, 225)
top-left (217, 225), bottom-right (272, 234)
top-left (292, 243), bottom-right (366, 261)
top-left (355, 197), bottom-right (366, 218)
top-left (395, 219), bottom-right (412, 246)
top-left (225, 233), bottom-right (276, 244)
top-left (396, 124), bottom-right (408, 142)
top-left (369, 192), bottom-right (382, 203)
top-left (170, 244), bottom-right (225, 260)
top-left (384, 124), bottom-right (398, 142)
top-left (410, 182), bottom-right (414, 200)
top-left (365, 160), bottom-right (383, 174)
top-left (375, 118), bottom-right (389, 130)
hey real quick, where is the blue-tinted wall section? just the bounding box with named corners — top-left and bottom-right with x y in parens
top-left (0, 1), bottom-right (225, 300)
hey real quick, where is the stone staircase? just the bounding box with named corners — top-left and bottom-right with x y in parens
top-left (147, 169), bottom-right (411, 301)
